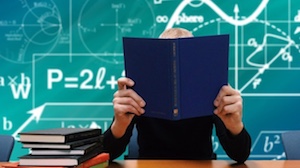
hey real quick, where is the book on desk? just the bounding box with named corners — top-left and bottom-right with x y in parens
top-left (19, 128), bottom-right (101, 143)
top-left (123, 34), bottom-right (229, 120)
top-left (29, 142), bottom-right (102, 155)
top-left (2, 153), bottom-right (109, 168)
top-left (21, 136), bottom-right (102, 149)
top-left (19, 148), bottom-right (103, 166)
top-left (17, 128), bottom-right (108, 167)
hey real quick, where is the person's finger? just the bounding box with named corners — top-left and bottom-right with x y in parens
top-left (215, 101), bottom-right (242, 116)
top-left (214, 85), bottom-right (239, 107)
top-left (113, 91), bottom-right (145, 114)
top-left (215, 94), bottom-right (242, 115)
top-left (114, 102), bottom-right (144, 116)
top-left (114, 89), bottom-right (146, 107)
top-left (117, 77), bottom-right (134, 90)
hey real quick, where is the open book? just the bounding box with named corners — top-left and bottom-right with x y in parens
top-left (123, 34), bottom-right (229, 120)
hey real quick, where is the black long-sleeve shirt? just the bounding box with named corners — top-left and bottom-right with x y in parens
top-left (103, 114), bottom-right (251, 163)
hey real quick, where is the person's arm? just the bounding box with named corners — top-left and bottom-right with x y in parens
top-left (103, 77), bottom-right (145, 161)
top-left (213, 85), bottom-right (251, 162)
top-left (213, 85), bottom-right (244, 135)
top-left (103, 118), bottom-right (135, 160)
top-left (214, 115), bottom-right (251, 163)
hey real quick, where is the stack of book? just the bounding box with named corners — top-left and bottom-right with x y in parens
top-left (17, 128), bottom-right (109, 168)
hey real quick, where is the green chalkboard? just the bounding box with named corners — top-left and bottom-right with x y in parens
top-left (0, 0), bottom-right (300, 161)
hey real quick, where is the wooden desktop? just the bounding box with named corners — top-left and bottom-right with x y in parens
top-left (1, 160), bottom-right (300, 168)
top-left (107, 160), bottom-right (300, 168)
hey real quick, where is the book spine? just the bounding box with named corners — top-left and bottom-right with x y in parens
top-left (70, 136), bottom-right (101, 148)
top-left (172, 41), bottom-right (179, 119)
top-left (65, 129), bottom-right (101, 142)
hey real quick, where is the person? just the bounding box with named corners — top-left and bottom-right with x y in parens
top-left (103, 28), bottom-right (251, 163)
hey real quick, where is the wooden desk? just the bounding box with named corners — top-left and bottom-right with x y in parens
top-left (107, 160), bottom-right (300, 168)
top-left (1, 160), bottom-right (300, 168)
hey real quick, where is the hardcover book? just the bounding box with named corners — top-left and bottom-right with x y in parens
top-left (0, 162), bottom-right (72, 168)
top-left (19, 147), bottom-right (103, 166)
top-left (30, 142), bottom-right (102, 155)
top-left (79, 153), bottom-right (109, 168)
top-left (123, 34), bottom-right (229, 120)
top-left (1, 161), bottom-right (108, 168)
top-left (22, 136), bottom-right (102, 149)
top-left (19, 128), bottom-right (102, 143)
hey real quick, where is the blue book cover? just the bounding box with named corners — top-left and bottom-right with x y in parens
top-left (123, 34), bottom-right (229, 120)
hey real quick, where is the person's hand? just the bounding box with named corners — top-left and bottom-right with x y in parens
top-left (213, 85), bottom-right (244, 135)
top-left (111, 77), bottom-right (146, 138)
